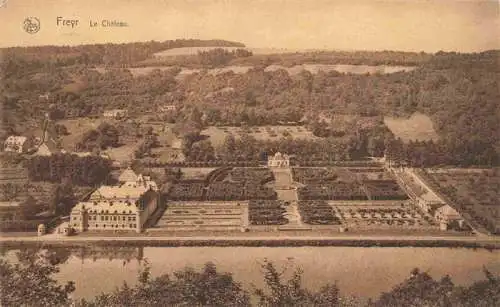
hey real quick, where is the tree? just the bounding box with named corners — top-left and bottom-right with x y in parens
top-left (76, 123), bottom-right (119, 152)
top-left (80, 261), bottom-right (250, 307)
top-left (163, 167), bottom-right (182, 182)
top-left (253, 260), bottom-right (351, 307)
top-left (0, 249), bottom-right (75, 307)
top-left (54, 123), bottom-right (69, 136)
top-left (449, 267), bottom-right (500, 307)
top-left (96, 122), bottom-right (120, 149)
top-left (49, 181), bottom-right (76, 215)
top-left (372, 268), bottom-right (456, 307)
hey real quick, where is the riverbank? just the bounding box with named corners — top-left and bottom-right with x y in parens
top-left (1, 234), bottom-right (499, 249)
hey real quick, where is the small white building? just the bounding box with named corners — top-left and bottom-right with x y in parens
top-left (4, 136), bottom-right (31, 153)
top-left (39, 93), bottom-right (50, 101)
top-left (103, 109), bottom-right (128, 120)
top-left (159, 105), bottom-right (177, 112)
top-left (434, 204), bottom-right (465, 230)
top-left (268, 152), bottom-right (290, 168)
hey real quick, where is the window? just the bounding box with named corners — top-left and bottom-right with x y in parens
top-left (129, 224), bottom-right (134, 228)
top-left (122, 216), bottom-right (126, 221)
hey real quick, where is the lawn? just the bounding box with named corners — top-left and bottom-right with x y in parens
top-left (102, 144), bottom-right (136, 164)
top-left (58, 118), bottom-right (105, 151)
top-left (384, 112), bottom-right (439, 143)
top-left (181, 168), bottom-right (217, 180)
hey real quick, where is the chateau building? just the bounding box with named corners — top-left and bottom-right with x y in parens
top-left (70, 168), bottom-right (159, 233)
top-left (267, 152), bottom-right (290, 168)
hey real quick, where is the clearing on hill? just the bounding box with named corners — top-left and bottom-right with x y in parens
top-left (384, 112), bottom-right (439, 143)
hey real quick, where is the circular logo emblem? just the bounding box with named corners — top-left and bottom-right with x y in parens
top-left (23, 17), bottom-right (41, 34)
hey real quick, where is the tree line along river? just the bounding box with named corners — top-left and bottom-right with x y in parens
top-left (3, 246), bottom-right (496, 301)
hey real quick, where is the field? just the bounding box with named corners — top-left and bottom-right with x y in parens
top-left (201, 126), bottom-right (318, 147)
top-left (95, 63), bottom-right (415, 80)
top-left (180, 168), bottom-right (217, 180)
top-left (102, 144), bottom-right (137, 164)
top-left (264, 64), bottom-right (416, 75)
top-left (423, 169), bottom-right (500, 234)
top-left (58, 118), bottom-right (105, 151)
top-left (153, 46), bottom-right (249, 57)
top-left (384, 112), bottom-right (439, 143)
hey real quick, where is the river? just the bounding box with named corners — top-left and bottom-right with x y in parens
top-left (37, 246), bottom-right (498, 301)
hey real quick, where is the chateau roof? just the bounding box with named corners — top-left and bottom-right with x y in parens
top-left (118, 167), bottom-right (139, 183)
top-left (90, 185), bottom-right (147, 201)
top-left (71, 201), bottom-right (139, 214)
top-left (34, 143), bottom-right (52, 156)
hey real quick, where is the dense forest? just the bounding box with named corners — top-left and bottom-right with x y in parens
top-left (27, 154), bottom-right (112, 186)
top-left (1, 39), bottom-right (499, 167)
top-left (1, 249), bottom-right (499, 307)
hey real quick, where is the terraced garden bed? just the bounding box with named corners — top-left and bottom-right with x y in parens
top-left (205, 182), bottom-right (277, 201)
top-left (362, 180), bottom-right (409, 200)
top-left (229, 167), bottom-right (275, 184)
top-left (335, 204), bottom-right (437, 228)
top-left (167, 183), bottom-right (205, 200)
top-left (298, 200), bottom-right (341, 225)
top-left (291, 168), bottom-right (339, 184)
top-left (298, 183), bottom-right (368, 200)
top-left (248, 200), bottom-right (288, 225)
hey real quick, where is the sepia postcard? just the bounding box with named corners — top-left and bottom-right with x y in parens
top-left (0, 0), bottom-right (499, 306)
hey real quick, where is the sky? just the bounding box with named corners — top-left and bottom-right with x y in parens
top-left (0, 0), bottom-right (498, 52)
